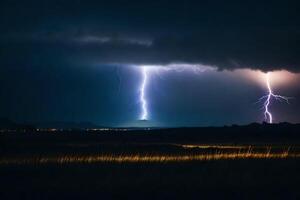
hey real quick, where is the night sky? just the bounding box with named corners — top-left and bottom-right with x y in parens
top-left (1, 0), bottom-right (300, 127)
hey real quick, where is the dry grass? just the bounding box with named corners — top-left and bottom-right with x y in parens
top-left (1, 148), bottom-right (299, 165)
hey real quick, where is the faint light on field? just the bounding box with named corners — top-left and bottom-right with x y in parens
top-left (1, 149), bottom-right (298, 165)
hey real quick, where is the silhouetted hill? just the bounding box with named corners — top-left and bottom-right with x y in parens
top-left (0, 118), bottom-right (35, 130)
top-left (0, 118), bottom-right (16, 129)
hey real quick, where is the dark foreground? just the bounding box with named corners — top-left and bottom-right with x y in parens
top-left (1, 125), bottom-right (300, 200)
top-left (1, 160), bottom-right (300, 200)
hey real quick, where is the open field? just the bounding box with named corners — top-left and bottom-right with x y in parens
top-left (1, 144), bottom-right (299, 165)
top-left (1, 126), bottom-right (300, 199)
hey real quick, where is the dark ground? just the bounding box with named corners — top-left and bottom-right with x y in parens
top-left (1, 124), bottom-right (300, 200)
top-left (1, 160), bottom-right (299, 200)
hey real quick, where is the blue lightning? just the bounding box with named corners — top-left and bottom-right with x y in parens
top-left (137, 64), bottom-right (216, 121)
top-left (139, 67), bottom-right (148, 120)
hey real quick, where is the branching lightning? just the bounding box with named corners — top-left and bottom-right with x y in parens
top-left (258, 72), bottom-right (291, 123)
top-left (139, 67), bottom-right (148, 120)
top-left (137, 66), bottom-right (293, 123)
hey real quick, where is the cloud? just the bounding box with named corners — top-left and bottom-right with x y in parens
top-left (1, 0), bottom-right (300, 72)
top-left (64, 30), bottom-right (300, 73)
top-left (74, 35), bottom-right (153, 47)
top-left (2, 30), bottom-right (300, 73)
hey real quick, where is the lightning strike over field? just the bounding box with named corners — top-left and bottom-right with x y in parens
top-left (137, 64), bottom-right (216, 121)
top-left (139, 67), bottom-right (148, 120)
top-left (259, 72), bottom-right (290, 123)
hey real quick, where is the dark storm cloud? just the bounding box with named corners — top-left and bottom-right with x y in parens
top-left (1, 0), bottom-right (300, 72)
top-left (1, 0), bottom-right (300, 126)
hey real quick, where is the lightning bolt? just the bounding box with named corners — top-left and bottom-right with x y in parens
top-left (137, 64), bottom-right (216, 121)
top-left (258, 72), bottom-right (291, 123)
top-left (139, 67), bottom-right (148, 120)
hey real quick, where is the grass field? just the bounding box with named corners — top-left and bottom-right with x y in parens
top-left (1, 129), bottom-right (300, 199)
